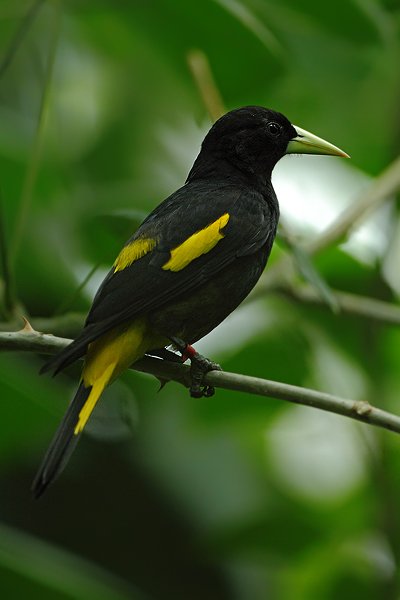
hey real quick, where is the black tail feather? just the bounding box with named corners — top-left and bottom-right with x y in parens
top-left (32, 382), bottom-right (91, 498)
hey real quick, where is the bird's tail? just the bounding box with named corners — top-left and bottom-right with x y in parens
top-left (33, 318), bottom-right (165, 498)
top-left (32, 382), bottom-right (90, 498)
top-left (31, 374), bottom-right (112, 499)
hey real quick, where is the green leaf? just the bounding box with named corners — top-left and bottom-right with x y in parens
top-left (0, 522), bottom-right (141, 599)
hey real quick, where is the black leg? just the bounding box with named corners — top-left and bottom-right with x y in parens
top-left (169, 337), bottom-right (222, 398)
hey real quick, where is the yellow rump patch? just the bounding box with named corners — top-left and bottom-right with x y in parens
top-left (74, 362), bottom-right (115, 435)
top-left (162, 213), bottom-right (230, 272)
top-left (75, 318), bottom-right (168, 435)
top-left (114, 237), bottom-right (156, 273)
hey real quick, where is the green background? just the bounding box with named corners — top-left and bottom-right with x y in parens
top-left (1, 0), bottom-right (400, 598)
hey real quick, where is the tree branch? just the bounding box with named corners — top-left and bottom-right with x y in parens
top-left (279, 284), bottom-right (400, 326)
top-left (253, 152), bottom-right (400, 299)
top-left (2, 329), bottom-right (400, 437)
top-left (306, 154), bottom-right (400, 255)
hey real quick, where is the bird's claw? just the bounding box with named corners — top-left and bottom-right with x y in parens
top-left (188, 352), bottom-right (221, 398)
top-left (169, 337), bottom-right (221, 397)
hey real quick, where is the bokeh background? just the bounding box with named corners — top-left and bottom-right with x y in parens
top-left (1, 1), bottom-right (400, 598)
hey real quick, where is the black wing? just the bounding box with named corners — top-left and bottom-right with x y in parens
top-left (43, 180), bottom-right (277, 374)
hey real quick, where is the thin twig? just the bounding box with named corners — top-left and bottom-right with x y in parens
top-left (280, 284), bottom-right (400, 326)
top-left (0, 0), bottom-right (44, 80)
top-left (251, 154), bottom-right (400, 301)
top-left (2, 329), bottom-right (400, 436)
top-left (307, 154), bottom-right (400, 255)
top-left (187, 49), bottom-right (226, 122)
top-left (277, 222), bottom-right (339, 312)
top-left (53, 264), bottom-right (99, 316)
top-left (11, 0), bottom-right (61, 262)
top-left (0, 329), bottom-right (71, 354)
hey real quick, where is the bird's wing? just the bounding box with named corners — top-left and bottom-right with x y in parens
top-left (89, 181), bottom-right (275, 325)
top-left (43, 181), bottom-right (276, 374)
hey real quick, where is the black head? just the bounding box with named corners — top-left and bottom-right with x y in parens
top-left (187, 106), bottom-right (348, 185)
top-left (188, 106), bottom-right (297, 183)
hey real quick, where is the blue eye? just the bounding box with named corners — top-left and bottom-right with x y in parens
top-left (267, 122), bottom-right (282, 136)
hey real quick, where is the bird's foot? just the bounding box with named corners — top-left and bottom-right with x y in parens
top-left (170, 337), bottom-right (221, 398)
top-left (189, 352), bottom-right (222, 398)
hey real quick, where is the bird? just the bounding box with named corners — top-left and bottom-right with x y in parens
top-left (33, 106), bottom-right (348, 497)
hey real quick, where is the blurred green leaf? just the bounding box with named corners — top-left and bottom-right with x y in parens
top-left (0, 522), bottom-right (141, 599)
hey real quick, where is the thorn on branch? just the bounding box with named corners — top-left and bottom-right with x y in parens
top-left (19, 316), bottom-right (36, 333)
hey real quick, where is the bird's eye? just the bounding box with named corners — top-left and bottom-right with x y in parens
top-left (267, 122), bottom-right (282, 136)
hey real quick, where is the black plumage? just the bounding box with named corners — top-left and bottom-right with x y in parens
top-left (34, 106), bottom-right (347, 496)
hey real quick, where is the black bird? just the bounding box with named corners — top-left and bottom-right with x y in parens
top-left (33, 106), bottom-right (348, 497)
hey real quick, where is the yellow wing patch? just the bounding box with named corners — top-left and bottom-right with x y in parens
top-left (162, 213), bottom-right (230, 272)
top-left (114, 237), bottom-right (156, 273)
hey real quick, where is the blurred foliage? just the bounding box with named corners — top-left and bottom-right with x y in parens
top-left (1, 0), bottom-right (400, 598)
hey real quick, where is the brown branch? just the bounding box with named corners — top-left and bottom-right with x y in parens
top-left (2, 329), bottom-right (400, 437)
top-left (279, 284), bottom-right (400, 326)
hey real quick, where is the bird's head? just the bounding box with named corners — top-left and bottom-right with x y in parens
top-left (189, 106), bottom-right (348, 183)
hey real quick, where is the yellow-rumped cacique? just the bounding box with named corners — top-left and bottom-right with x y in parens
top-left (33, 106), bottom-right (349, 497)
